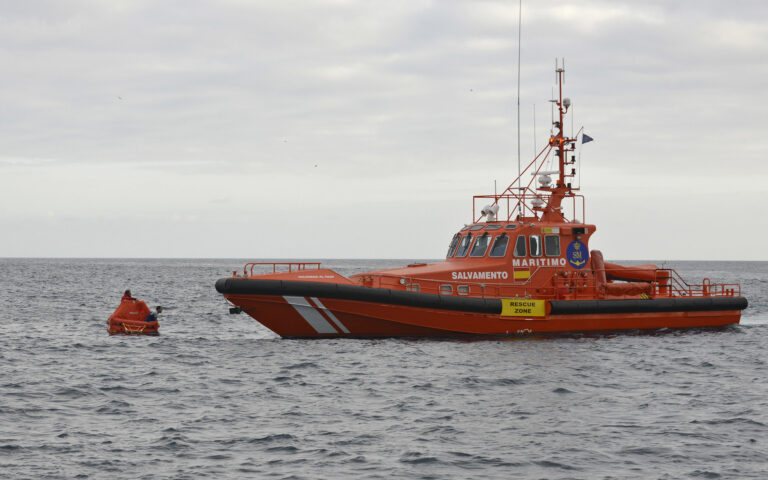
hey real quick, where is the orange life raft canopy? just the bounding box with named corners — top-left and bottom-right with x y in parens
top-left (107, 299), bottom-right (159, 335)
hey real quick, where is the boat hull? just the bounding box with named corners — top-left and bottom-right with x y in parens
top-left (107, 318), bottom-right (159, 335)
top-left (217, 279), bottom-right (747, 338)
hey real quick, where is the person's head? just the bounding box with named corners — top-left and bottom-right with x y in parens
top-left (156, 306), bottom-right (163, 313)
top-left (124, 289), bottom-right (131, 296)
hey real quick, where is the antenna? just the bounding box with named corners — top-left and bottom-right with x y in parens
top-left (578, 138), bottom-right (582, 189)
top-left (571, 103), bottom-right (574, 139)
top-left (533, 104), bottom-right (537, 170)
top-left (548, 86), bottom-right (554, 171)
top-left (550, 87), bottom-right (554, 130)
top-left (516, 0), bottom-right (522, 214)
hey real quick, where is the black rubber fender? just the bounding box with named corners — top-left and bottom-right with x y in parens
top-left (215, 278), bottom-right (748, 315)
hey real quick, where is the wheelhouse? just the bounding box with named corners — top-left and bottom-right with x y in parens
top-left (444, 222), bottom-right (592, 265)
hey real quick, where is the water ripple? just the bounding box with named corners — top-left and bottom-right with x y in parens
top-left (0, 258), bottom-right (767, 479)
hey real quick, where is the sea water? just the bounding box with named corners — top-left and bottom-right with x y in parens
top-left (1, 259), bottom-right (766, 479)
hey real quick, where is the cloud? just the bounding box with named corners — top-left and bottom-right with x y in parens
top-left (0, 0), bottom-right (765, 258)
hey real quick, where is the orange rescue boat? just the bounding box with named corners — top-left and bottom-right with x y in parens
top-left (107, 299), bottom-right (159, 335)
top-left (215, 65), bottom-right (747, 338)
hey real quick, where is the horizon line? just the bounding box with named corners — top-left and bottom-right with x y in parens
top-left (0, 257), bottom-right (765, 262)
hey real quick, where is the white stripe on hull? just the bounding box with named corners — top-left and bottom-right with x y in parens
top-left (283, 296), bottom-right (338, 334)
top-left (310, 297), bottom-right (350, 334)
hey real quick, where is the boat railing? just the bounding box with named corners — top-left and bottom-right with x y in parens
top-left (656, 268), bottom-right (740, 298)
top-left (391, 266), bottom-right (740, 300)
top-left (472, 192), bottom-right (585, 223)
top-left (242, 262), bottom-right (322, 277)
top-left (401, 265), bottom-right (595, 300)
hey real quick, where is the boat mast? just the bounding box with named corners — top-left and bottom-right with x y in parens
top-left (539, 60), bottom-right (575, 222)
top-left (481, 60), bottom-right (577, 224)
top-left (557, 63), bottom-right (565, 188)
top-left (515, 0), bottom-right (522, 214)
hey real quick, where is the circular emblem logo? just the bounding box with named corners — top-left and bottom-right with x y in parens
top-left (566, 240), bottom-right (589, 269)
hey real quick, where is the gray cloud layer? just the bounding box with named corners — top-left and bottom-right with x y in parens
top-left (1, 0), bottom-right (766, 259)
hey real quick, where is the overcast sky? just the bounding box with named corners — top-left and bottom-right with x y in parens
top-left (1, 0), bottom-right (766, 260)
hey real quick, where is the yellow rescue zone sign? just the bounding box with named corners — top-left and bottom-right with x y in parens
top-left (501, 299), bottom-right (547, 317)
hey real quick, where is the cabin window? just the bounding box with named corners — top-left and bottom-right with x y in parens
top-left (484, 224), bottom-right (502, 230)
top-left (489, 234), bottom-right (509, 257)
top-left (513, 235), bottom-right (527, 257)
top-left (544, 235), bottom-right (561, 257)
top-left (439, 284), bottom-right (453, 295)
top-left (505, 224), bottom-right (518, 230)
top-left (457, 285), bottom-right (470, 295)
top-left (455, 234), bottom-right (473, 257)
top-left (406, 284), bottom-right (420, 293)
top-left (460, 225), bottom-right (470, 231)
top-left (529, 235), bottom-right (542, 257)
top-left (469, 233), bottom-right (490, 257)
top-left (470, 225), bottom-right (485, 231)
top-left (446, 233), bottom-right (461, 258)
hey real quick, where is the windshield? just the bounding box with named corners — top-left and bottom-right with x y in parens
top-left (470, 234), bottom-right (490, 257)
top-left (544, 235), bottom-right (561, 256)
top-left (529, 235), bottom-right (542, 257)
top-left (489, 235), bottom-right (509, 257)
top-left (455, 234), bottom-right (473, 257)
top-left (446, 233), bottom-right (461, 258)
top-left (514, 235), bottom-right (526, 257)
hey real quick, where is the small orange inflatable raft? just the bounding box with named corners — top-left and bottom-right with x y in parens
top-left (107, 300), bottom-right (159, 335)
